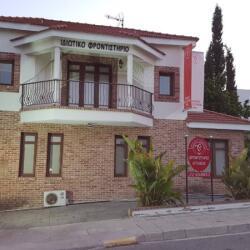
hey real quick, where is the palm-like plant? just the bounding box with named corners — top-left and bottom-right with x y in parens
top-left (124, 136), bottom-right (184, 207)
top-left (222, 149), bottom-right (250, 199)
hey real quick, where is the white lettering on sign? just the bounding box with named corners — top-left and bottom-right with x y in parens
top-left (60, 39), bottom-right (130, 52)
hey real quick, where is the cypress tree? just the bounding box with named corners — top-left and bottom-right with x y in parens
top-left (225, 47), bottom-right (236, 92)
top-left (225, 46), bottom-right (241, 116)
top-left (204, 5), bottom-right (227, 113)
top-left (211, 5), bottom-right (226, 86)
top-left (241, 100), bottom-right (250, 119)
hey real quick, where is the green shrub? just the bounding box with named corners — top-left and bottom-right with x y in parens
top-left (124, 136), bottom-right (184, 207)
top-left (222, 149), bottom-right (250, 199)
top-left (245, 134), bottom-right (250, 160)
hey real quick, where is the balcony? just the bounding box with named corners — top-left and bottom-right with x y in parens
top-left (20, 79), bottom-right (153, 127)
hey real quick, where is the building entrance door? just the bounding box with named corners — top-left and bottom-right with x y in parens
top-left (68, 63), bottom-right (112, 108)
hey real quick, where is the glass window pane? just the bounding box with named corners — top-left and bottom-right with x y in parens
top-left (99, 74), bottom-right (109, 84)
top-left (0, 63), bottom-right (12, 72)
top-left (0, 62), bottom-right (12, 85)
top-left (115, 145), bottom-right (125, 175)
top-left (23, 144), bottom-right (35, 174)
top-left (159, 75), bottom-right (171, 95)
top-left (215, 142), bottom-right (226, 149)
top-left (99, 66), bottom-right (109, 73)
top-left (99, 83), bottom-right (109, 106)
top-left (138, 138), bottom-right (149, 151)
top-left (215, 149), bottom-right (226, 176)
top-left (116, 138), bottom-right (125, 145)
top-left (69, 64), bottom-right (80, 71)
top-left (85, 65), bottom-right (95, 72)
top-left (25, 135), bottom-right (36, 142)
top-left (69, 71), bottom-right (80, 81)
top-left (50, 144), bottom-right (61, 174)
top-left (69, 81), bottom-right (79, 104)
top-left (85, 73), bottom-right (94, 83)
top-left (84, 82), bottom-right (94, 105)
top-left (51, 136), bottom-right (62, 143)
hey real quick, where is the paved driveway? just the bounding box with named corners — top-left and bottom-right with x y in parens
top-left (0, 201), bottom-right (136, 229)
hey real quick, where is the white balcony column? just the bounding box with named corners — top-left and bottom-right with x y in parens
top-left (53, 47), bottom-right (61, 103)
top-left (127, 54), bottom-right (133, 107)
top-left (53, 47), bottom-right (61, 79)
top-left (127, 54), bottom-right (133, 85)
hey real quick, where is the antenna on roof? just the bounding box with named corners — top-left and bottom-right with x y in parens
top-left (105, 12), bottom-right (124, 28)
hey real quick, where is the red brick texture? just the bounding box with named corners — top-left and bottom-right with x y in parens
top-left (0, 111), bottom-right (246, 209)
top-left (0, 52), bottom-right (20, 92)
top-left (154, 66), bottom-right (180, 102)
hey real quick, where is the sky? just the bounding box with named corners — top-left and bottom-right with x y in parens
top-left (0, 0), bottom-right (249, 89)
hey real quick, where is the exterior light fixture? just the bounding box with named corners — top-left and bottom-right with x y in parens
top-left (118, 59), bottom-right (124, 69)
top-left (87, 123), bottom-right (95, 127)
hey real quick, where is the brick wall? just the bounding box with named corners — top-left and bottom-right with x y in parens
top-left (0, 111), bottom-right (245, 209)
top-left (0, 52), bottom-right (20, 92)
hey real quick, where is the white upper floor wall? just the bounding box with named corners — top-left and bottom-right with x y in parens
top-left (0, 19), bottom-right (204, 121)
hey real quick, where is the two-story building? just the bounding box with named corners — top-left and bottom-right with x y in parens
top-left (0, 16), bottom-right (250, 209)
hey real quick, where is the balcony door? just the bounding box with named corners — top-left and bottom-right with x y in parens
top-left (68, 63), bottom-right (112, 108)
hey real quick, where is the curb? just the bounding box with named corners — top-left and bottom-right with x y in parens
top-left (32, 222), bottom-right (250, 249)
top-left (103, 236), bottom-right (137, 248)
top-left (136, 223), bottom-right (250, 243)
top-left (132, 202), bottom-right (250, 217)
top-left (99, 223), bottom-right (250, 249)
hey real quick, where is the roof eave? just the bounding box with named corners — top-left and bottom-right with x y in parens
top-left (11, 28), bottom-right (165, 59)
top-left (187, 121), bottom-right (250, 131)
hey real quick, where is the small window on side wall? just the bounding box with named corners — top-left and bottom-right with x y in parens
top-left (19, 133), bottom-right (37, 177)
top-left (159, 73), bottom-right (173, 96)
top-left (114, 135), bottom-right (128, 177)
top-left (212, 140), bottom-right (228, 177)
top-left (138, 136), bottom-right (151, 152)
top-left (46, 134), bottom-right (63, 177)
top-left (0, 61), bottom-right (13, 85)
top-left (207, 140), bottom-right (228, 177)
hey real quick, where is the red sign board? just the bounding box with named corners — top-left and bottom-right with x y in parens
top-left (184, 44), bottom-right (192, 110)
top-left (188, 137), bottom-right (211, 175)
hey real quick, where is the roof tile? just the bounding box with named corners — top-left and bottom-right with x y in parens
top-left (0, 16), bottom-right (199, 41)
top-left (187, 109), bottom-right (250, 125)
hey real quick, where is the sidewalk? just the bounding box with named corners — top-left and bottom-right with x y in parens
top-left (1, 206), bottom-right (250, 250)
top-left (0, 201), bottom-right (136, 229)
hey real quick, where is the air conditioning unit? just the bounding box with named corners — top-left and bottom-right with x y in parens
top-left (44, 190), bottom-right (67, 207)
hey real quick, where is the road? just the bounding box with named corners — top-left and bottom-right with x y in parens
top-left (108, 231), bottom-right (250, 250)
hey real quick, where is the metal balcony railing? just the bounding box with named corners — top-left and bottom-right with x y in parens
top-left (21, 79), bottom-right (153, 115)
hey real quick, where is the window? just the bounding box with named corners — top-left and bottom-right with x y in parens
top-left (159, 73), bottom-right (173, 96)
top-left (19, 133), bottom-right (37, 177)
top-left (114, 135), bottom-right (128, 177)
top-left (0, 61), bottom-right (13, 85)
top-left (210, 140), bottom-right (228, 177)
top-left (138, 136), bottom-right (151, 152)
top-left (47, 134), bottom-right (63, 177)
top-left (68, 63), bottom-right (112, 107)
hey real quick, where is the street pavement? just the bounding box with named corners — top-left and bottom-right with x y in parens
top-left (1, 206), bottom-right (250, 249)
top-left (110, 231), bottom-right (250, 250)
